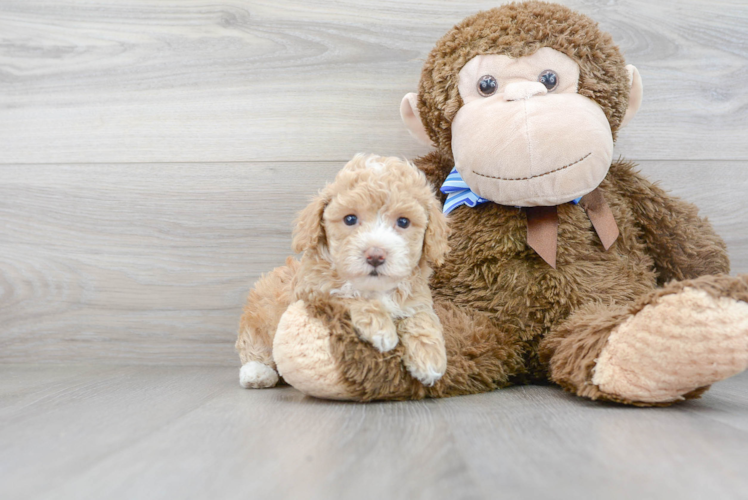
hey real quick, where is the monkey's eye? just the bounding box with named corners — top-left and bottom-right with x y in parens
top-left (343, 214), bottom-right (358, 226)
top-left (396, 217), bottom-right (410, 229)
top-left (538, 70), bottom-right (559, 91)
top-left (477, 75), bottom-right (498, 97)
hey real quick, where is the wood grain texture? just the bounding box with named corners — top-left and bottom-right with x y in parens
top-left (0, 0), bottom-right (747, 163)
top-left (1, 364), bottom-right (747, 500)
top-left (0, 160), bottom-right (746, 365)
top-left (0, 162), bottom-right (342, 365)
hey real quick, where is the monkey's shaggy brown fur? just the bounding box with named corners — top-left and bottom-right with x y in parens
top-left (291, 2), bottom-right (743, 405)
top-left (322, 157), bottom-right (732, 403)
top-left (257, 2), bottom-right (748, 406)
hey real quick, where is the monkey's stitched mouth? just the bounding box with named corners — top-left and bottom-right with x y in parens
top-left (369, 270), bottom-right (379, 277)
top-left (472, 152), bottom-right (592, 181)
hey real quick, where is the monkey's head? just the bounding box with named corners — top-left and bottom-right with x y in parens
top-left (400, 1), bottom-right (643, 207)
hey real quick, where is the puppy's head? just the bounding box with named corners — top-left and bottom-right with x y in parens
top-left (293, 154), bottom-right (449, 292)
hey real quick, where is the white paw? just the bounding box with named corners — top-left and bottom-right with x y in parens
top-left (239, 361), bottom-right (279, 389)
top-left (370, 330), bottom-right (399, 352)
top-left (406, 363), bottom-right (446, 387)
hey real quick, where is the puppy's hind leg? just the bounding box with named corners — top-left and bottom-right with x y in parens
top-left (236, 257), bottom-right (299, 388)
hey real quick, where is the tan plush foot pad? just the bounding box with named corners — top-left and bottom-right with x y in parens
top-left (592, 287), bottom-right (748, 403)
top-left (273, 300), bottom-right (355, 400)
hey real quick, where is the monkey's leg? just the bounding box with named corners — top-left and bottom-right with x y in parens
top-left (541, 274), bottom-right (748, 406)
top-left (426, 301), bottom-right (526, 398)
top-left (236, 257), bottom-right (299, 389)
top-left (273, 298), bottom-right (525, 401)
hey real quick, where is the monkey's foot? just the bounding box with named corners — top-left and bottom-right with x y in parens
top-left (592, 275), bottom-right (748, 404)
top-left (273, 300), bottom-right (357, 400)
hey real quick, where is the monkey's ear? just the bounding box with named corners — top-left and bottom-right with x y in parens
top-left (400, 93), bottom-right (435, 147)
top-left (292, 191), bottom-right (328, 254)
top-left (620, 65), bottom-right (643, 129)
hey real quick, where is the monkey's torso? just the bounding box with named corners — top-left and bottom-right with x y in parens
top-left (419, 154), bottom-right (659, 380)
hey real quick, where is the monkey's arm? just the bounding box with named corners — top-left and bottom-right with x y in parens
top-left (608, 160), bottom-right (729, 285)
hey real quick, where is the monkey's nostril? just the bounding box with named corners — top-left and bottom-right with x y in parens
top-left (365, 247), bottom-right (387, 268)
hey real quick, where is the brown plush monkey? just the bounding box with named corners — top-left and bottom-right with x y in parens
top-left (264, 1), bottom-right (748, 405)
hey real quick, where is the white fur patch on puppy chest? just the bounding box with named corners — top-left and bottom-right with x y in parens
top-left (592, 288), bottom-right (748, 403)
top-left (330, 282), bottom-right (416, 319)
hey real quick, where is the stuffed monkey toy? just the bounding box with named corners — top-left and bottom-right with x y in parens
top-left (252, 1), bottom-right (748, 405)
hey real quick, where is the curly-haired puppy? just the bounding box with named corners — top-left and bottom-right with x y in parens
top-left (236, 154), bottom-right (450, 389)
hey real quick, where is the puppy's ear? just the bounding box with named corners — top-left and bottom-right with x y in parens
top-left (292, 190), bottom-right (329, 254)
top-left (422, 198), bottom-right (450, 266)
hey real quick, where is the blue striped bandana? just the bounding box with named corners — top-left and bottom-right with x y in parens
top-left (440, 167), bottom-right (581, 213)
top-left (440, 168), bottom-right (489, 214)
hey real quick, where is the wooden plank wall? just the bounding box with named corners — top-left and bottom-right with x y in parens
top-left (1, 0), bottom-right (747, 366)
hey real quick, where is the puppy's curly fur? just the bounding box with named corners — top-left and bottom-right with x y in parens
top-left (236, 154), bottom-right (450, 388)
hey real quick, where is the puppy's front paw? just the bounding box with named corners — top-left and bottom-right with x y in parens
top-left (354, 319), bottom-right (399, 352)
top-left (239, 361), bottom-right (279, 389)
top-left (403, 338), bottom-right (447, 387)
top-left (351, 310), bottom-right (399, 352)
top-left (369, 327), bottom-right (399, 352)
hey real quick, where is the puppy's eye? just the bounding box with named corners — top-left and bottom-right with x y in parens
top-left (396, 217), bottom-right (410, 229)
top-left (343, 214), bottom-right (358, 226)
top-left (538, 70), bottom-right (559, 91)
top-left (477, 75), bottom-right (498, 97)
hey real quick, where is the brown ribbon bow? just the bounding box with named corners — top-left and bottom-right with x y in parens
top-left (525, 187), bottom-right (619, 268)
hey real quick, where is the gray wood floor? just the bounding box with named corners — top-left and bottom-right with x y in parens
top-left (2, 364), bottom-right (748, 500)
top-left (1, 1), bottom-right (748, 498)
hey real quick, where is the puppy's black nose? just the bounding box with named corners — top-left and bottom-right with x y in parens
top-left (365, 247), bottom-right (387, 268)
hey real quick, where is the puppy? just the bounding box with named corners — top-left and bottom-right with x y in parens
top-left (236, 154), bottom-right (450, 389)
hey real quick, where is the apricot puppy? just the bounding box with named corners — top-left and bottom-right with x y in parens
top-left (236, 154), bottom-right (450, 389)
